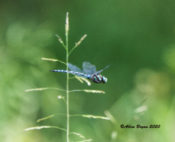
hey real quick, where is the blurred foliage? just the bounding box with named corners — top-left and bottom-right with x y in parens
top-left (0, 0), bottom-right (175, 142)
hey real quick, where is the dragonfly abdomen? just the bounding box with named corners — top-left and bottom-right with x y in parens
top-left (51, 69), bottom-right (90, 79)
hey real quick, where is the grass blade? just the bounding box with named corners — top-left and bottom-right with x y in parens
top-left (41, 57), bottom-right (66, 65)
top-left (25, 125), bottom-right (86, 139)
top-left (75, 76), bottom-right (91, 86)
top-left (75, 139), bottom-right (93, 142)
top-left (55, 34), bottom-right (66, 49)
top-left (37, 114), bottom-right (55, 123)
top-left (69, 89), bottom-right (105, 94)
top-left (69, 34), bottom-right (87, 56)
top-left (24, 125), bottom-right (66, 132)
top-left (71, 114), bottom-right (110, 120)
top-left (25, 87), bottom-right (66, 93)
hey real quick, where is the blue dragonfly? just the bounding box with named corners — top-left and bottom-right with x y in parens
top-left (51, 62), bottom-right (109, 84)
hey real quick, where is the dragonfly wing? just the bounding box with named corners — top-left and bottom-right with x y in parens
top-left (68, 63), bottom-right (82, 72)
top-left (82, 61), bottom-right (96, 74)
top-left (96, 65), bottom-right (110, 74)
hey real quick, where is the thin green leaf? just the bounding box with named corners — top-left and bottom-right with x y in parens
top-left (75, 76), bottom-right (91, 86)
top-left (81, 114), bottom-right (110, 120)
top-left (111, 131), bottom-right (118, 140)
top-left (37, 114), bottom-right (55, 123)
top-left (135, 105), bottom-right (147, 113)
top-left (57, 95), bottom-right (65, 100)
top-left (69, 34), bottom-right (87, 56)
top-left (25, 87), bottom-right (48, 92)
top-left (74, 76), bottom-right (84, 83)
top-left (41, 57), bottom-right (66, 65)
top-left (65, 12), bottom-right (69, 37)
top-left (55, 34), bottom-right (66, 49)
top-left (71, 132), bottom-right (85, 139)
top-left (25, 125), bottom-right (85, 139)
top-left (71, 114), bottom-right (110, 120)
top-left (69, 89), bottom-right (105, 94)
top-left (25, 87), bottom-right (66, 93)
top-left (24, 125), bottom-right (66, 132)
top-left (104, 111), bottom-right (117, 124)
top-left (75, 139), bottom-right (93, 142)
top-left (83, 89), bottom-right (105, 94)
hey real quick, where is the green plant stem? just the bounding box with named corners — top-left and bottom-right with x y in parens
top-left (66, 30), bottom-right (70, 142)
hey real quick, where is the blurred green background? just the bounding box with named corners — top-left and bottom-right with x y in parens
top-left (0, 0), bottom-right (175, 142)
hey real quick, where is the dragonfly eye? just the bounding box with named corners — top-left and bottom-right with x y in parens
top-left (102, 76), bottom-right (108, 83)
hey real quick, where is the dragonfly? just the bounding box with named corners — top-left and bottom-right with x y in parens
top-left (51, 62), bottom-right (109, 84)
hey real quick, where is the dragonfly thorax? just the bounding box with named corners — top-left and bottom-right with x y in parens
top-left (91, 74), bottom-right (108, 83)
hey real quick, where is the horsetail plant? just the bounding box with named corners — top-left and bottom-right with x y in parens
top-left (25, 12), bottom-right (110, 142)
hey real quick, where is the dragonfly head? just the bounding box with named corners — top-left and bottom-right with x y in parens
top-left (102, 76), bottom-right (108, 83)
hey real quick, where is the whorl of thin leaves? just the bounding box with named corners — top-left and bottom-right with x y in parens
top-left (25, 12), bottom-right (108, 142)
